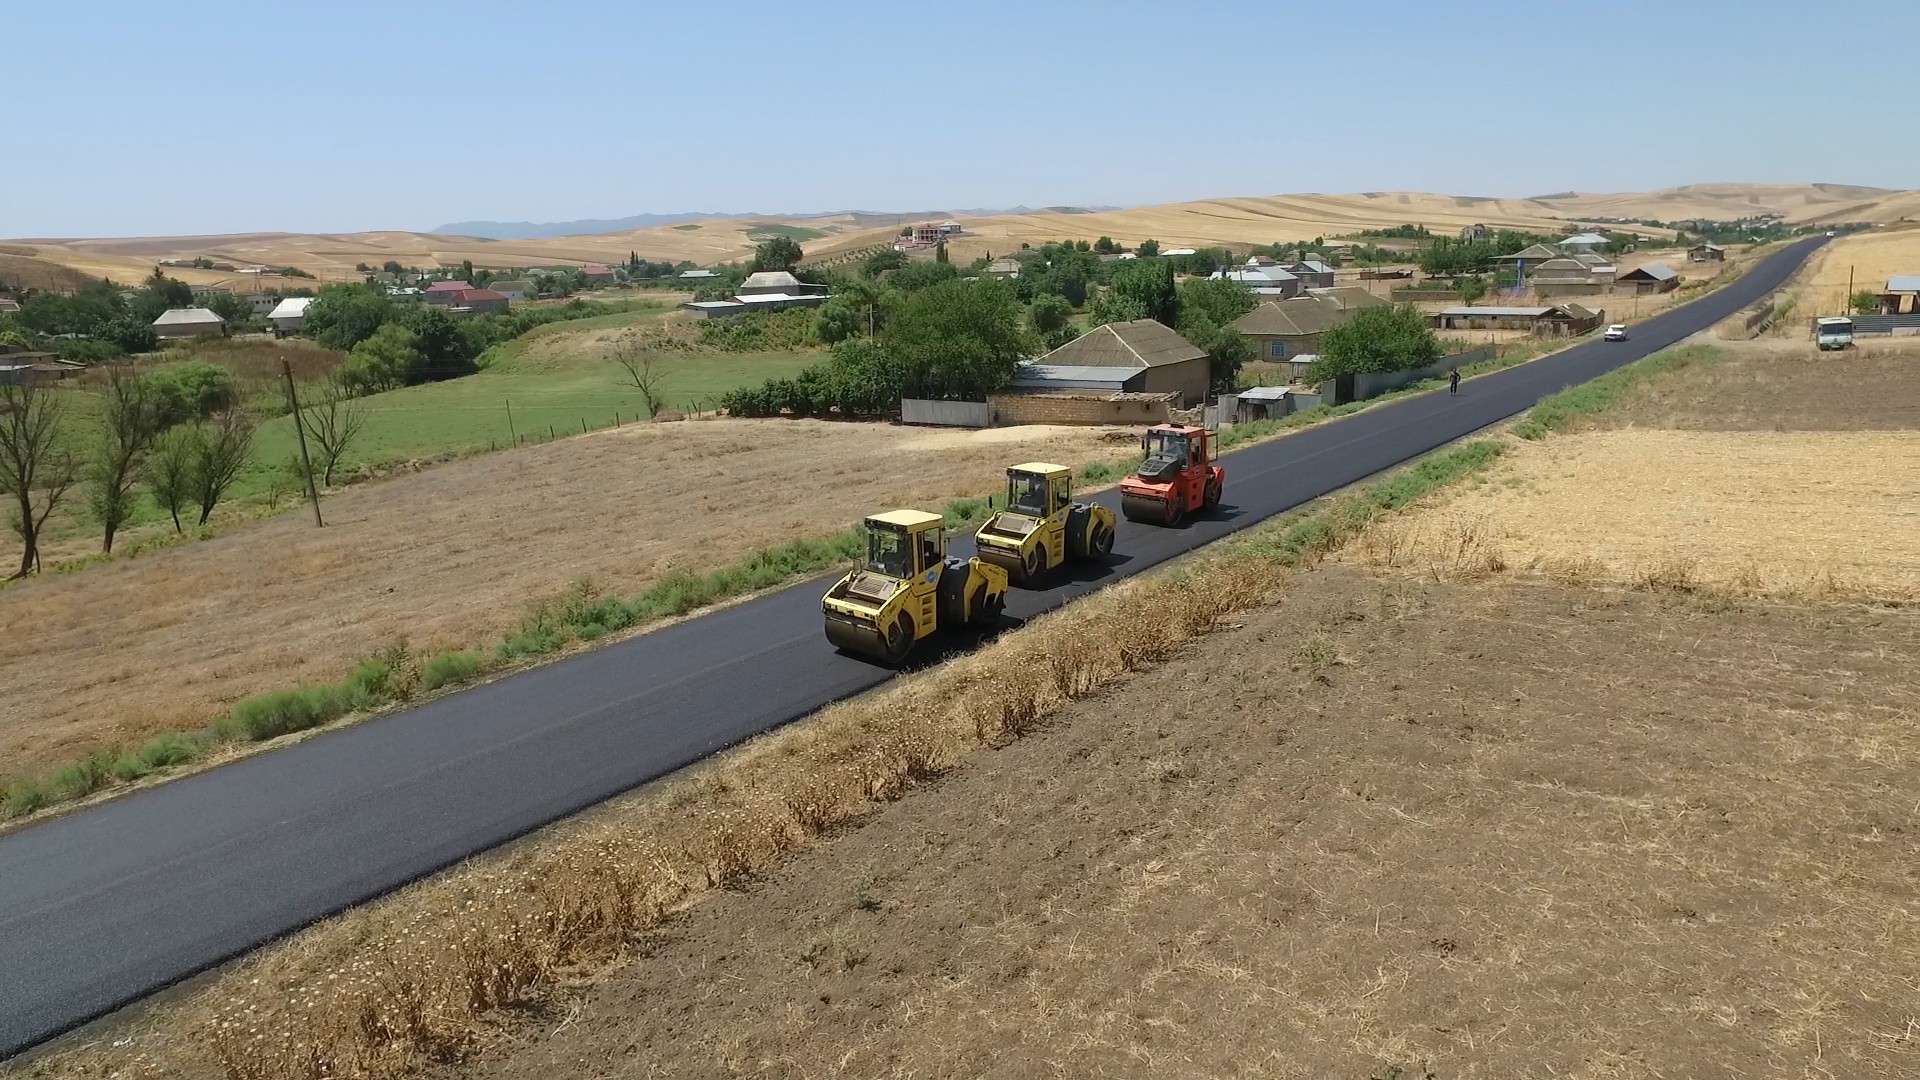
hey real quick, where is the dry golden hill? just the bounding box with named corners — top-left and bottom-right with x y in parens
top-left (10, 183), bottom-right (1915, 288)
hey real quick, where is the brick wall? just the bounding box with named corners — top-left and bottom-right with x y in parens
top-left (987, 392), bottom-right (1176, 427)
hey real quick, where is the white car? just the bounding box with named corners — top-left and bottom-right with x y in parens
top-left (1604, 324), bottom-right (1628, 341)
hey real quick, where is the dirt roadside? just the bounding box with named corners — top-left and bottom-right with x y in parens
top-left (434, 566), bottom-right (1920, 1079)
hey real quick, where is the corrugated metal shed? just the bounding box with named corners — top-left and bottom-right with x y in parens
top-left (267, 297), bottom-right (312, 320)
top-left (1886, 275), bottom-right (1920, 293)
top-left (152, 307), bottom-right (225, 326)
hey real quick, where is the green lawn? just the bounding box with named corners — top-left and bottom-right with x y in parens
top-left (247, 348), bottom-right (815, 481)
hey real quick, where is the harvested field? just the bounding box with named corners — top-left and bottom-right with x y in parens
top-left (1370, 340), bottom-right (1920, 602)
top-left (0, 419), bottom-right (1133, 775)
top-left (1798, 223), bottom-right (1920, 314)
top-left (417, 567), bottom-right (1920, 1080)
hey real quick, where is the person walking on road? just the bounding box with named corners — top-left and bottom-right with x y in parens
top-left (1448, 367), bottom-right (1461, 396)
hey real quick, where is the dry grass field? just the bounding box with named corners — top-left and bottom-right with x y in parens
top-left (12, 183), bottom-right (1915, 287)
top-left (1797, 223), bottom-right (1920, 315)
top-left (0, 419), bottom-right (1134, 775)
top-left (1369, 340), bottom-right (1920, 604)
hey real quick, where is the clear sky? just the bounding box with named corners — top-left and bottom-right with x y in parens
top-left (2, 0), bottom-right (1908, 237)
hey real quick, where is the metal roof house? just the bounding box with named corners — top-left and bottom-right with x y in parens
top-left (1431, 303), bottom-right (1604, 336)
top-left (267, 296), bottom-right (313, 336)
top-left (1015, 319), bottom-right (1212, 406)
top-left (487, 279), bottom-right (533, 301)
top-left (678, 268), bottom-right (720, 280)
top-left (152, 307), bottom-right (228, 339)
top-left (1688, 242), bottom-right (1726, 263)
top-left (1231, 296), bottom-right (1350, 360)
top-left (1211, 262), bottom-right (1301, 299)
top-left (1557, 232), bottom-right (1610, 253)
top-left (1617, 262), bottom-right (1680, 294)
top-left (682, 269), bottom-right (830, 319)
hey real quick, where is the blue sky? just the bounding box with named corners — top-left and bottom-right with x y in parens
top-left (2, 0), bottom-right (1907, 237)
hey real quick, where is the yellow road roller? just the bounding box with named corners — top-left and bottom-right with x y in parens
top-left (822, 509), bottom-right (1009, 664)
top-left (972, 462), bottom-right (1116, 587)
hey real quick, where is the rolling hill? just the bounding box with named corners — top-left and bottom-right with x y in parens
top-left (8, 184), bottom-right (1914, 290)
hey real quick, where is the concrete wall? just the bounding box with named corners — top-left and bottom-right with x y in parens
top-left (900, 398), bottom-right (991, 427)
top-left (1348, 345), bottom-right (1498, 402)
top-left (988, 392), bottom-right (1176, 427)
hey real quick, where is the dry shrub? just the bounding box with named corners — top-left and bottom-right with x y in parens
top-left (1637, 556), bottom-right (1700, 593)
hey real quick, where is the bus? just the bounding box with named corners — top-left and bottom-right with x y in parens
top-left (1815, 317), bottom-right (1854, 351)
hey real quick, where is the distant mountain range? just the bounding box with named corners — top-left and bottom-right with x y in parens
top-left (430, 206), bottom-right (1126, 240)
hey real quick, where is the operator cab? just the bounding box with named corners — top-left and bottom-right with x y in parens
top-left (862, 509), bottom-right (946, 580)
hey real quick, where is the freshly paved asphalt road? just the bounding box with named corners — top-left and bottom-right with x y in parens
top-left (0, 238), bottom-right (1824, 1058)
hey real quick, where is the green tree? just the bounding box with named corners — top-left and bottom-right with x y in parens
top-left (303, 283), bottom-right (393, 350)
top-left (86, 367), bottom-right (164, 552)
top-left (863, 248), bottom-right (907, 277)
top-left (188, 408), bottom-right (256, 526)
top-left (751, 236), bottom-right (804, 273)
top-left (144, 425), bottom-right (197, 533)
top-left (101, 317), bottom-right (158, 355)
top-left (151, 360), bottom-right (237, 425)
top-left (381, 260), bottom-right (406, 276)
top-left (1851, 290), bottom-right (1882, 314)
top-left (934, 240), bottom-right (949, 264)
top-left (1096, 260), bottom-right (1180, 328)
top-left (1175, 278), bottom-right (1257, 392)
top-left (1459, 275), bottom-right (1489, 305)
top-left (201, 290), bottom-right (255, 325)
top-left (341, 323), bottom-right (424, 393)
top-left (1028, 294), bottom-right (1077, 351)
top-left (887, 259), bottom-right (959, 293)
top-left (1137, 238), bottom-right (1161, 258)
top-left (1093, 236), bottom-right (1118, 254)
top-left (1311, 304), bottom-right (1441, 380)
top-left (459, 259), bottom-right (474, 282)
top-left (881, 278), bottom-right (1026, 400)
top-left (392, 303), bottom-right (467, 373)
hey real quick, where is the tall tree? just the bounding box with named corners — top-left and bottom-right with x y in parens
top-left (881, 279), bottom-right (1026, 400)
top-left (144, 425), bottom-right (197, 534)
top-left (0, 380), bottom-right (79, 577)
top-left (1137, 238), bottom-right (1161, 258)
top-left (190, 408), bottom-right (256, 526)
top-left (303, 283), bottom-right (393, 350)
top-left (86, 368), bottom-right (164, 552)
top-left (1310, 305), bottom-right (1441, 380)
top-left (750, 236), bottom-right (804, 273)
top-left (1097, 260), bottom-right (1180, 328)
top-left (301, 377), bottom-right (367, 486)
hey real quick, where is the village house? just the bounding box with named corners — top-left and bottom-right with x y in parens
top-left (1616, 262), bottom-right (1680, 295)
top-left (681, 270), bottom-right (829, 320)
top-left (1010, 319), bottom-right (1212, 407)
top-left (1231, 295), bottom-right (1349, 361)
top-left (1687, 243), bottom-right (1726, 263)
top-left (448, 288), bottom-right (510, 315)
top-left (1459, 223), bottom-right (1491, 240)
top-left (0, 297), bottom-right (20, 314)
top-left (152, 307), bottom-right (227, 340)
top-left (1284, 260), bottom-right (1337, 289)
top-left (983, 257), bottom-right (1022, 279)
top-left (1304, 286), bottom-right (1391, 312)
top-left (268, 297), bottom-right (313, 336)
top-left (1877, 275), bottom-right (1920, 314)
top-left (487, 279), bottom-right (532, 301)
top-left (0, 344), bottom-right (84, 385)
top-left (1495, 243), bottom-right (1563, 269)
top-left (678, 268), bottom-right (720, 281)
top-left (423, 280), bottom-right (474, 305)
top-left (1528, 256), bottom-right (1616, 297)
top-left (579, 264), bottom-right (617, 284)
top-left (1557, 232), bottom-right (1610, 255)
top-left (1430, 303), bottom-right (1604, 337)
top-left (1211, 258), bottom-right (1301, 299)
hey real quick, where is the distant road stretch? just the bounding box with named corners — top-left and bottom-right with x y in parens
top-left (0, 238), bottom-right (1826, 1058)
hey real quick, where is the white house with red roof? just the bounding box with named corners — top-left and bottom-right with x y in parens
top-left (579, 264), bottom-right (616, 284)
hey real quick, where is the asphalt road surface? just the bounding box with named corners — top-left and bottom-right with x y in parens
top-left (0, 237), bottom-right (1824, 1058)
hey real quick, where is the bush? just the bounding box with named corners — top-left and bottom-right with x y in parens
top-left (152, 360), bottom-right (238, 423)
top-left (221, 685), bottom-right (354, 742)
top-left (421, 650), bottom-right (486, 691)
top-left (56, 338), bottom-right (122, 363)
top-left (1310, 304), bottom-right (1441, 381)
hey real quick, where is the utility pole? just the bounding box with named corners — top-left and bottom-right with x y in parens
top-left (1846, 266), bottom-right (1854, 314)
top-left (281, 360), bottom-right (323, 527)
